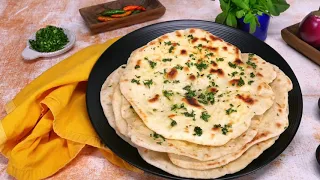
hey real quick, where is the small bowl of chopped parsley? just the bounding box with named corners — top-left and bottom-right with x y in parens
top-left (22, 25), bottom-right (76, 60)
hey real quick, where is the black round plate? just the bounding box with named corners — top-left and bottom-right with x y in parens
top-left (86, 20), bottom-right (303, 179)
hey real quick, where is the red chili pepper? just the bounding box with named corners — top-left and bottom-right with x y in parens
top-left (123, 5), bottom-right (146, 11)
top-left (111, 11), bottom-right (132, 18)
top-left (137, 6), bottom-right (146, 11)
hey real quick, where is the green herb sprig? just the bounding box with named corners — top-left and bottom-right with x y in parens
top-left (215, 0), bottom-right (290, 33)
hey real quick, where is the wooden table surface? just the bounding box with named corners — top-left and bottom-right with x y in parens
top-left (1, 0), bottom-right (320, 179)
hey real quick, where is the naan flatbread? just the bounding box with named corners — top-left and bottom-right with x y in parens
top-left (100, 65), bottom-right (126, 128)
top-left (120, 28), bottom-right (275, 146)
top-left (167, 66), bottom-right (292, 169)
top-left (138, 137), bottom-right (278, 179)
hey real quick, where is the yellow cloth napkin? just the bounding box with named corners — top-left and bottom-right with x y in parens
top-left (0, 37), bottom-right (143, 180)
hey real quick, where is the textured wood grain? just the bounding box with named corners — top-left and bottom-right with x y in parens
top-left (281, 23), bottom-right (320, 66)
top-left (79, 0), bottom-right (166, 34)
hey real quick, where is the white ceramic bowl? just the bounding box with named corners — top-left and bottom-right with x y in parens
top-left (22, 28), bottom-right (76, 60)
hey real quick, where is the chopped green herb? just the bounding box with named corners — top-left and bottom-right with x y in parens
top-left (169, 46), bottom-right (174, 53)
top-left (162, 58), bottom-right (172, 62)
top-left (248, 80), bottom-right (254, 85)
top-left (156, 142), bottom-right (162, 145)
top-left (207, 74), bottom-right (212, 80)
top-left (200, 111), bottom-right (211, 122)
top-left (164, 41), bottom-right (172, 45)
top-left (135, 75), bottom-right (141, 78)
top-left (250, 72), bottom-right (255, 78)
top-left (198, 91), bottom-right (215, 105)
top-left (238, 66), bottom-right (244, 71)
top-left (174, 64), bottom-right (183, 70)
top-left (238, 77), bottom-right (245, 86)
top-left (213, 124), bottom-right (232, 135)
top-left (185, 62), bottom-right (191, 68)
top-left (148, 60), bottom-right (157, 69)
top-left (121, 65), bottom-right (126, 69)
top-left (193, 126), bottom-right (203, 136)
top-left (231, 71), bottom-right (238, 77)
top-left (206, 92), bottom-right (215, 104)
top-left (131, 79), bottom-right (140, 84)
top-left (213, 124), bottom-right (222, 128)
top-left (153, 109), bottom-right (157, 112)
top-left (134, 65), bottom-right (140, 69)
top-left (183, 110), bottom-right (196, 121)
top-left (195, 61), bottom-right (209, 71)
top-left (171, 103), bottom-right (185, 111)
top-left (189, 54), bottom-right (196, 60)
top-left (226, 108), bottom-right (237, 115)
top-left (194, 44), bottom-right (203, 52)
top-left (222, 124), bottom-right (232, 135)
top-left (228, 62), bottom-right (237, 68)
top-left (284, 126), bottom-right (287, 129)
top-left (173, 80), bottom-right (180, 84)
top-left (240, 72), bottom-right (245, 75)
top-left (162, 90), bottom-right (174, 100)
top-left (108, 85), bottom-right (112, 87)
top-left (198, 96), bottom-right (208, 105)
top-left (170, 119), bottom-right (177, 127)
top-left (248, 53), bottom-right (254, 59)
top-left (197, 72), bottom-right (200, 78)
top-left (246, 61), bottom-right (257, 69)
top-left (29, 25), bottom-right (69, 53)
top-left (183, 85), bottom-right (196, 98)
top-left (216, 58), bottom-right (224, 62)
top-left (143, 79), bottom-right (153, 88)
top-left (187, 34), bottom-right (194, 39)
top-left (206, 53), bottom-right (214, 57)
top-left (151, 132), bottom-right (165, 142)
top-left (164, 80), bottom-right (170, 84)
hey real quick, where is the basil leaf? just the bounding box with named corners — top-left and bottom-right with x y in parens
top-left (236, 10), bottom-right (245, 19)
top-left (215, 11), bottom-right (228, 24)
top-left (219, 0), bottom-right (228, 11)
top-left (226, 12), bottom-right (237, 28)
top-left (244, 12), bottom-right (254, 23)
top-left (255, 16), bottom-right (261, 27)
top-left (249, 0), bottom-right (256, 5)
top-left (253, 4), bottom-right (270, 15)
top-left (249, 17), bottom-right (257, 33)
top-left (265, 0), bottom-right (279, 16)
top-left (231, 0), bottom-right (250, 10)
top-left (243, 12), bottom-right (257, 33)
top-left (271, 0), bottom-right (290, 14)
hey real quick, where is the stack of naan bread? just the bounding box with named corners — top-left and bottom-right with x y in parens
top-left (100, 28), bottom-right (293, 179)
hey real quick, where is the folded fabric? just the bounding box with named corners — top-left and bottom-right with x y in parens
top-left (0, 37), bottom-right (142, 180)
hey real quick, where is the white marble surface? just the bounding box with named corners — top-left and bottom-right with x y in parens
top-left (0, 0), bottom-right (319, 179)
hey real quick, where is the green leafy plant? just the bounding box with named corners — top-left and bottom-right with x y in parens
top-left (215, 0), bottom-right (290, 33)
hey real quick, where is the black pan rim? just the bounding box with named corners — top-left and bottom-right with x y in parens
top-left (86, 19), bottom-right (303, 180)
